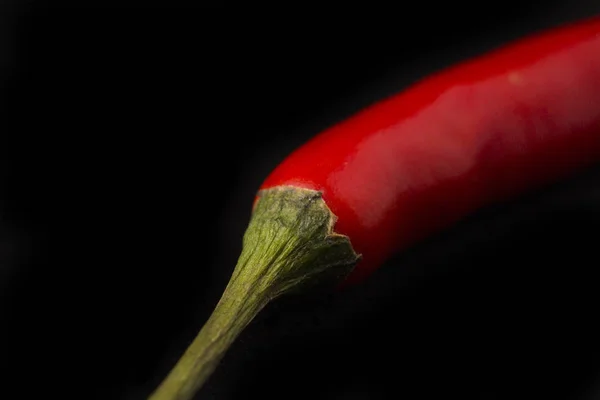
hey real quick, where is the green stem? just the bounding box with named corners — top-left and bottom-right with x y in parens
top-left (148, 186), bottom-right (360, 400)
top-left (147, 270), bottom-right (267, 400)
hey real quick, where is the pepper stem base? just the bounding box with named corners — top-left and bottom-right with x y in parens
top-left (148, 186), bottom-right (360, 400)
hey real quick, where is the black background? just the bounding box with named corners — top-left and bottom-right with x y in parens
top-left (2, 2), bottom-right (600, 399)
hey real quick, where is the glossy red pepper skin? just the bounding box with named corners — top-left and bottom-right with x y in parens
top-left (260, 16), bottom-right (600, 286)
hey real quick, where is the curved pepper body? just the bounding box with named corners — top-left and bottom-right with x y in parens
top-left (260, 17), bottom-right (600, 285)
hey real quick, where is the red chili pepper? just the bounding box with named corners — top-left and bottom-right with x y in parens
top-left (150, 16), bottom-right (600, 400)
top-left (261, 15), bottom-right (600, 286)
